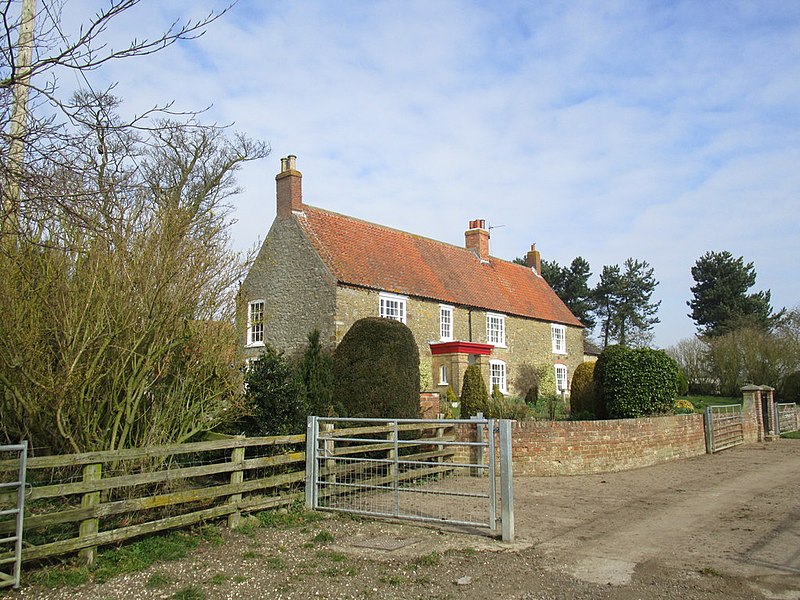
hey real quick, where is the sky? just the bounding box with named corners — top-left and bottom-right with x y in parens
top-left (49, 0), bottom-right (800, 348)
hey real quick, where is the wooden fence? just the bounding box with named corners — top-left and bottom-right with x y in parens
top-left (0, 433), bottom-right (306, 566)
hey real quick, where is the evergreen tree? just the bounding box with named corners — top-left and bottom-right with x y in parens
top-left (593, 259), bottom-right (660, 348)
top-left (688, 250), bottom-right (781, 336)
top-left (460, 365), bottom-right (489, 418)
top-left (244, 346), bottom-right (307, 436)
top-left (299, 329), bottom-right (334, 417)
top-left (540, 257), bottom-right (596, 328)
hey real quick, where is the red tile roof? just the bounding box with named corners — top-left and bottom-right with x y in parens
top-left (296, 206), bottom-right (583, 327)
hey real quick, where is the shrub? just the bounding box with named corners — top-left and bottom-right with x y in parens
top-left (244, 345), bottom-right (307, 435)
top-left (569, 361), bottom-right (597, 417)
top-left (460, 364), bottom-right (489, 418)
top-left (675, 369), bottom-right (689, 396)
top-left (594, 345), bottom-right (678, 419)
top-left (439, 385), bottom-right (458, 418)
top-left (536, 364), bottom-right (557, 399)
top-left (780, 371), bottom-right (800, 402)
top-left (299, 329), bottom-right (334, 417)
top-left (674, 399), bottom-right (695, 414)
top-left (485, 393), bottom-right (530, 420)
top-left (332, 318), bottom-right (420, 418)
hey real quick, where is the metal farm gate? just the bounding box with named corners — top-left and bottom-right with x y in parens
top-left (774, 403), bottom-right (799, 435)
top-left (704, 404), bottom-right (745, 453)
top-left (0, 442), bottom-right (27, 590)
top-left (305, 417), bottom-right (514, 542)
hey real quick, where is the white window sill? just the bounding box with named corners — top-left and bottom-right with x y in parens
top-left (489, 343), bottom-right (507, 349)
top-left (552, 349), bottom-right (567, 355)
top-left (438, 380), bottom-right (448, 386)
top-left (245, 341), bottom-right (265, 348)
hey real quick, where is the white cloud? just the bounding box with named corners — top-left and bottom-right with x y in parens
top-left (47, 0), bottom-right (800, 347)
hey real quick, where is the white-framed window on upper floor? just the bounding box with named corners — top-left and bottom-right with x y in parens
top-left (552, 324), bottom-right (566, 354)
top-left (489, 359), bottom-right (507, 394)
top-left (439, 304), bottom-right (453, 341)
top-left (439, 364), bottom-right (448, 386)
top-left (246, 300), bottom-right (265, 347)
top-left (486, 312), bottom-right (506, 346)
top-left (379, 292), bottom-right (406, 324)
top-left (555, 364), bottom-right (568, 394)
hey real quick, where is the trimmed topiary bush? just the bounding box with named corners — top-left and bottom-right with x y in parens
top-left (569, 361), bottom-right (597, 417)
top-left (332, 318), bottom-right (420, 418)
top-left (594, 345), bottom-right (679, 419)
top-left (780, 371), bottom-right (800, 402)
top-left (460, 364), bottom-right (489, 418)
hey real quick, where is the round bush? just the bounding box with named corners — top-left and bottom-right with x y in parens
top-left (594, 345), bottom-right (678, 419)
top-left (674, 399), bottom-right (695, 414)
top-left (569, 361), bottom-right (597, 417)
top-left (332, 318), bottom-right (420, 418)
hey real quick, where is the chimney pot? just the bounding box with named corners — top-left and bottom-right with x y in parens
top-left (465, 218), bottom-right (490, 259)
top-left (276, 155), bottom-right (302, 217)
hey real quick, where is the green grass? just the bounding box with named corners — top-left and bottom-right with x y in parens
top-left (206, 573), bottom-right (228, 585)
top-left (412, 552), bottom-right (440, 567)
top-left (684, 395), bottom-right (740, 412)
top-left (781, 430), bottom-right (800, 439)
top-left (172, 586), bottom-right (206, 600)
top-left (311, 530), bottom-right (334, 544)
top-left (146, 571), bottom-right (173, 588)
top-left (257, 507), bottom-right (326, 529)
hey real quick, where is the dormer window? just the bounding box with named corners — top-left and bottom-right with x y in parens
top-left (379, 292), bottom-right (406, 324)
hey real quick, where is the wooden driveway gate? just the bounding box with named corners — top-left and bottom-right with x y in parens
top-left (704, 404), bottom-right (745, 453)
top-left (305, 417), bottom-right (514, 542)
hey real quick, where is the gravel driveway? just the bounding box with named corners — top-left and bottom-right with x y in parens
top-left (8, 439), bottom-right (800, 599)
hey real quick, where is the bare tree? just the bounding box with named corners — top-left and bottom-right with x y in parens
top-left (0, 0), bottom-right (233, 237)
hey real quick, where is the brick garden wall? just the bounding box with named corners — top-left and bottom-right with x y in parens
top-left (455, 413), bottom-right (708, 476)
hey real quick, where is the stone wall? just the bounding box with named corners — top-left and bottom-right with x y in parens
top-left (238, 216), bottom-right (337, 359)
top-left (334, 285), bottom-right (584, 397)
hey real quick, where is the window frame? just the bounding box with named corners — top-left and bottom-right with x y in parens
top-left (246, 299), bottom-right (265, 347)
top-left (489, 359), bottom-right (507, 394)
top-left (551, 324), bottom-right (567, 354)
top-left (555, 364), bottom-right (568, 394)
top-left (439, 304), bottom-right (453, 341)
top-left (439, 364), bottom-right (448, 386)
top-left (379, 292), bottom-right (407, 324)
top-left (486, 312), bottom-right (506, 347)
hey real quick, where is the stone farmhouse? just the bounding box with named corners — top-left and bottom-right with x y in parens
top-left (238, 156), bottom-right (584, 398)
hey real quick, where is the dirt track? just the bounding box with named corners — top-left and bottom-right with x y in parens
top-left (11, 439), bottom-right (800, 599)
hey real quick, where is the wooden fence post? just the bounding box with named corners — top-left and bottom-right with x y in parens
top-left (227, 436), bottom-right (245, 529)
top-left (78, 463), bottom-right (102, 566)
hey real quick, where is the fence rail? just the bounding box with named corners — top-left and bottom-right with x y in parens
top-left (0, 434), bottom-right (305, 566)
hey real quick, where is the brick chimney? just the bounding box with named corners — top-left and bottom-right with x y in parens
top-left (465, 219), bottom-right (490, 260)
top-left (525, 243), bottom-right (541, 275)
top-left (276, 155), bottom-right (302, 218)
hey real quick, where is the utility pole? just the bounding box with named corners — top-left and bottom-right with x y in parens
top-left (4, 0), bottom-right (37, 234)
